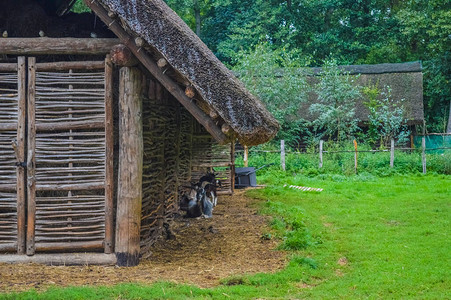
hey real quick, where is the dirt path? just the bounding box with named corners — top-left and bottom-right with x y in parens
top-left (0, 190), bottom-right (287, 293)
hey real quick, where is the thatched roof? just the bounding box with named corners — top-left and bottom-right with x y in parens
top-left (77, 0), bottom-right (279, 146)
top-left (302, 62), bottom-right (424, 125)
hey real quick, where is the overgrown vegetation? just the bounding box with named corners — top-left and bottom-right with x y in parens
top-left (3, 174), bottom-right (449, 299)
top-left (309, 59), bottom-right (361, 143)
top-left (364, 85), bottom-right (410, 147)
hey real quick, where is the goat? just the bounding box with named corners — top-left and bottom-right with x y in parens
top-left (180, 173), bottom-right (219, 218)
top-left (199, 172), bottom-right (221, 207)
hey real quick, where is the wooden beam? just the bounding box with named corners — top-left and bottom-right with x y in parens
top-left (0, 38), bottom-right (120, 55)
top-left (35, 121), bottom-right (105, 132)
top-left (26, 57), bottom-right (37, 256)
top-left (35, 241), bottom-right (103, 252)
top-left (0, 253), bottom-right (117, 266)
top-left (35, 61), bottom-right (105, 71)
top-left (83, 0), bottom-right (228, 144)
top-left (16, 56), bottom-right (26, 254)
top-left (104, 55), bottom-right (115, 254)
top-left (110, 44), bottom-right (139, 67)
top-left (0, 124), bottom-right (17, 131)
top-left (0, 244), bottom-right (17, 252)
top-left (0, 64), bottom-right (17, 72)
top-left (116, 67), bottom-right (143, 267)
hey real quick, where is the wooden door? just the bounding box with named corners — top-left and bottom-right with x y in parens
top-left (0, 57), bottom-right (114, 255)
top-left (0, 58), bottom-right (26, 254)
top-left (25, 58), bottom-right (114, 255)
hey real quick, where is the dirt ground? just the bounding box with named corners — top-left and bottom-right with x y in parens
top-left (0, 190), bottom-right (287, 293)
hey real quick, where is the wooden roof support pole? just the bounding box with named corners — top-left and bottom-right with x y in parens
top-left (84, 0), bottom-right (228, 144)
top-left (116, 66), bottom-right (143, 267)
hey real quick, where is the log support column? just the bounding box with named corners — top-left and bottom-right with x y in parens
top-left (116, 67), bottom-right (143, 267)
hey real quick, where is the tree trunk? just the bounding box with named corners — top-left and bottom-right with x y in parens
top-left (194, 0), bottom-right (201, 37)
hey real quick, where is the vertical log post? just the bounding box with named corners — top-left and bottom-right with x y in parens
top-left (281, 140), bottom-right (286, 171)
top-left (26, 57), bottom-right (36, 256)
top-left (230, 142), bottom-right (235, 194)
top-left (319, 140), bottom-right (324, 169)
top-left (104, 55), bottom-right (115, 254)
top-left (390, 139), bottom-right (395, 168)
top-left (244, 146), bottom-right (249, 167)
top-left (353, 140), bottom-right (358, 174)
top-left (116, 67), bottom-right (143, 267)
top-left (422, 136), bottom-right (426, 174)
top-left (16, 56), bottom-right (26, 254)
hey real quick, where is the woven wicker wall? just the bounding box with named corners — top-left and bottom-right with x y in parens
top-left (139, 78), bottom-right (234, 257)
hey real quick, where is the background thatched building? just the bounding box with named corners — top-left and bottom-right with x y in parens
top-left (0, 0), bottom-right (278, 266)
top-left (303, 62), bottom-right (424, 126)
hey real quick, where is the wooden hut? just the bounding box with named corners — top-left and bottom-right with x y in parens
top-left (303, 62), bottom-right (425, 126)
top-left (0, 0), bottom-right (279, 266)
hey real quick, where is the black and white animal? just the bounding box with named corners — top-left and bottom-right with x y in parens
top-left (198, 172), bottom-right (221, 207)
top-left (180, 173), bottom-right (220, 218)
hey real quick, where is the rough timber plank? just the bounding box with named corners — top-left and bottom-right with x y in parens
top-left (0, 38), bottom-right (120, 55)
top-left (0, 253), bottom-right (117, 265)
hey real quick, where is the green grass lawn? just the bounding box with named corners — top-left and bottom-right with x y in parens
top-left (2, 174), bottom-right (450, 299)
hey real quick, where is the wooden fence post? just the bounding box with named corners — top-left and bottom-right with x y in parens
top-left (281, 140), bottom-right (286, 171)
top-left (244, 146), bottom-right (249, 167)
top-left (353, 140), bottom-right (358, 174)
top-left (422, 136), bottom-right (426, 174)
top-left (116, 67), bottom-right (143, 267)
top-left (390, 139), bottom-right (395, 168)
top-left (319, 140), bottom-right (323, 169)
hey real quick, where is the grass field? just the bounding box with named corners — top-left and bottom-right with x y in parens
top-left (2, 173), bottom-right (450, 299)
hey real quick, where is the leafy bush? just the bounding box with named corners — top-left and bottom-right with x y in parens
top-left (309, 59), bottom-right (361, 143)
top-left (364, 85), bottom-right (410, 147)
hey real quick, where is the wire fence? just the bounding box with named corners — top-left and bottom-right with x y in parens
top-left (237, 137), bottom-right (451, 175)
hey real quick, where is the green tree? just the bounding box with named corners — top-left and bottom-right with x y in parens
top-left (365, 86), bottom-right (410, 147)
top-left (233, 43), bottom-right (310, 145)
top-left (310, 59), bottom-right (361, 142)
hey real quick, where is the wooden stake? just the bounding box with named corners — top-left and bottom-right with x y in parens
top-left (353, 139), bottom-right (358, 174)
top-left (104, 55), bottom-right (115, 254)
top-left (116, 67), bottom-right (143, 267)
top-left (16, 56), bottom-right (26, 254)
top-left (319, 140), bottom-right (323, 169)
top-left (244, 146), bottom-right (249, 167)
top-left (422, 136), bottom-right (426, 174)
top-left (281, 140), bottom-right (286, 171)
top-left (390, 139), bottom-right (395, 168)
top-left (231, 142), bottom-right (235, 194)
top-left (26, 57), bottom-right (37, 256)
